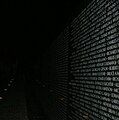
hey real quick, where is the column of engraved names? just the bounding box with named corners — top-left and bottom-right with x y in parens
top-left (55, 31), bottom-right (69, 120)
top-left (68, 15), bottom-right (83, 120)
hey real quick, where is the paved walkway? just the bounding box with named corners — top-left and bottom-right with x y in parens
top-left (0, 79), bottom-right (29, 120)
top-left (25, 79), bottom-right (49, 120)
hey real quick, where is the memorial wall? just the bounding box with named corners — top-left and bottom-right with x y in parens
top-left (48, 0), bottom-right (119, 119)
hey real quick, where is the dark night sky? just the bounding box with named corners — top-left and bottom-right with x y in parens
top-left (1, 0), bottom-right (91, 65)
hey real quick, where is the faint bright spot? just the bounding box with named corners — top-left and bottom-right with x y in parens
top-left (0, 97), bottom-right (3, 100)
top-left (4, 89), bottom-right (7, 91)
top-left (50, 90), bottom-right (53, 92)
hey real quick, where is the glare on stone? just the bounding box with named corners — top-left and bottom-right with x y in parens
top-left (60, 97), bottom-right (65, 101)
top-left (0, 97), bottom-right (3, 100)
top-left (4, 89), bottom-right (7, 91)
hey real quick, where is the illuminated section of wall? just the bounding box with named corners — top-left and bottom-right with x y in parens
top-left (68, 0), bottom-right (119, 119)
top-left (49, 0), bottom-right (119, 120)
